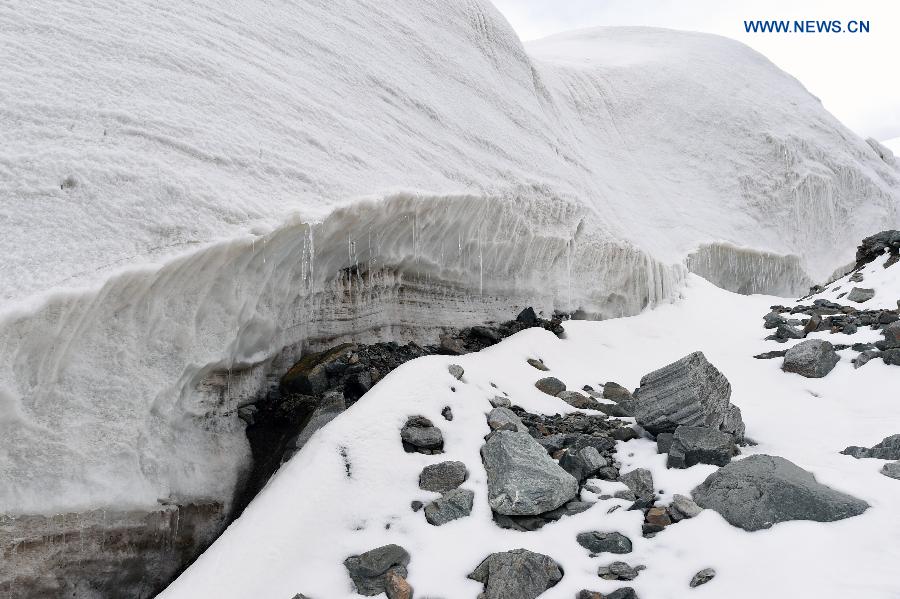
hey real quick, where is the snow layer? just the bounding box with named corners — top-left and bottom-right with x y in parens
top-left (161, 274), bottom-right (900, 599)
top-left (1, 0), bottom-right (899, 515)
top-left (806, 251), bottom-right (900, 310)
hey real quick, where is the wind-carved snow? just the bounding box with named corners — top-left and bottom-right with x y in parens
top-left (1, 0), bottom-right (898, 516)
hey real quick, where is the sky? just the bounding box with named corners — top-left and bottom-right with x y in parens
top-left (492, 0), bottom-right (900, 142)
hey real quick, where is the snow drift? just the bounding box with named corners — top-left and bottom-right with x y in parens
top-left (1, 0), bottom-right (898, 523)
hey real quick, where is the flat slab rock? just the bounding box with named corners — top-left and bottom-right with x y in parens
top-left (481, 430), bottom-right (578, 516)
top-left (468, 549), bottom-right (563, 599)
top-left (692, 455), bottom-right (869, 531)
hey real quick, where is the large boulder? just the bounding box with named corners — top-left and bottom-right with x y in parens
top-left (692, 455), bottom-right (869, 531)
top-left (782, 339), bottom-right (840, 378)
top-left (667, 426), bottom-right (737, 469)
top-left (482, 431), bottom-right (578, 516)
top-left (468, 549), bottom-right (563, 599)
top-left (344, 544), bottom-right (410, 596)
top-left (633, 352), bottom-right (744, 441)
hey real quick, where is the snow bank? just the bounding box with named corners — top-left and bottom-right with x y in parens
top-left (160, 275), bottom-right (900, 599)
top-left (1, 0), bottom-right (898, 514)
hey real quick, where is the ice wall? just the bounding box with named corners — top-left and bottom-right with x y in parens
top-left (686, 243), bottom-right (813, 297)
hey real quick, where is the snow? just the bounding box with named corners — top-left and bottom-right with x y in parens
top-left (883, 137), bottom-right (900, 156)
top-left (160, 274), bottom-right (900, 599)
top-left (808, 252), bottom-right (900, 310)
top-left (2, 0), bottom-right (899, 515)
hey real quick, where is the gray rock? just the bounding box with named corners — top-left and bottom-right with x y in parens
top-left (880, 461), bottom-right (900, 480)
top-left (468, 549), bottom-right (563, 599)
top-left (559, 446), bottom-right (607, 482)
top-left (542, 500), bottom-right (595, 521)
top-left (424, 488), bottom-right (474, 526)
top-left (763, 311), bottom-right (786, 329)
top-left (481, 430), bottom-right (579, 516)
top-left (489, 395), bottom-right (511, 408)
top-left (487, 407), bottom-right (527, 432)
top-left (656, 432), bottom-right (674, 454)
top-left (603, 382), bottom-right (637, 413)
top-left (692, 455), bottom-right (869, 531)
top-left (558, 390), bottom-right (601, 410)
top-left (633, 352), bottom-right (744, 441)
top-left (418, 461), bottom-right (468, 492)
top-left (666, 426), bottom-right (736, 469)
top-left (579, 590), bottom-right (638, 599)
top-left (847, 287), bottom-right (875, 303)
top-left (291, 595), bottom-right (311, 599)
top-left (527, 358), bottom-right (549, 371)
top-left (853, 350), bottom-right (881, 369)
top-left (619, 468), bottom-right (654, 499)
top-left (884, 349), bottom-right (900, 366)
top-left (670, 494), bottom-right (702, 519)
top-left (535, 377), bottom-right (566, 396)
top-left (612, 489), bottom-right (637, 501)
top-left (441, 406), bottom-right (453, 421)
top-left (782, 339), bottom-right (840, 378)
top-left (883, 322), bottom-right (900, 347)
top-left (690, 568), bottom-right (716, 588)
top-left (344, 544), bottom-right (410, 596)
top-left (448, 364), bottom-right (464, 380)
top-left (598, 561), bottom-right (645, 581)
top-left (576, 531), bottom-right (633, 554)
top-left (841, 434), bottom-right (900, 460)
top-left (596, 403), bottom-right (632, 417)
top-left (401, 416), bottom-right (444, 454)
top-left (282, 391), bottom-right (346, 462)
top-left (775, 323), bottom-right (804, 340)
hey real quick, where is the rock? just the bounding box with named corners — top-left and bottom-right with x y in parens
top-left (606, 590), bottom-right (638, 599)
top-left (344, 544), bottom-right (411, 596)
top-left (384, 570), bottom-right (413, 599)
top-left (482, 430), bottom-right (579, 516)
top-left (291, 595), bottom-right (311, 599)
top-left (598, 561), bottom-right (645, 581)
top-left (645, 506), bottom-right (671, 528)
top-left (440, 335), bottom-right (466, 355)
top-left (884, 349), bottom-right (900, 366)
top-left (841, 434), bottom-right (900, 460)
top-left (517, 307), bottom-right (539, 325)
top-left (281, 343), bottom-right (357, 395)
top-left (418, 461), bottom-right (468, 492)
top-left (763, 311), bottom-right (786, 329)
top-left (401, 416), bottom-right (444, 454)
top-left (558, 390), bottom-right (601, 410)
top-left (448, 364), bottom-right (464, 380)
top-left (535, 377), bottom-right (567, 396)
top-left (424, 488), bottom-right (474, 526)
top-left (782, 339), bottom-right (840, 378)
top-left (670, 494), bottom-right (702, 519)
top-left (774, 323), bottom-right (804, 340)
top-left (690, 568), bottom-right (716, 588)
top-left (802, 313), bottom-right (823, 336)
top-left (527, 358), bottom-right (550, 371)
top-left (880, 461), bottom-right (900, 480)
top-left (343, 370), bottom-right (373, 401)
top-left (612, 489), bottom-right (636, 501)
top-left (576, 531), bottom-right (632, 554)
top-left (489, 395), bottom-right (511, 408)
top-left (237, 404), bottom-right (258, 425)
top-left (559, 446), bottom-right (607, 482)
top-left (468, 549), bottom-right (563, 599)
top-left (603, 382), bottom-right (637, 413)
top-left (666, 426), bottom-right (736, 469)
top-left (487, 407), bottom-right (527, 432)
top-left (619, 468), bottom-right (654, 499)
top-left (410, 500), bottom-right (423, 512)
top-left (612, 427), bottom-right (639, 442)
top-left (441, 406), bottom-right (453, 421)
top-left (691, 455), bottom-right (869, 531)
top-left (855, 230), bottom-right (900, 268)
top-left (847, 287), bottom-right (875, 303)
top-left (283, 391), bottom-right (347, 461)
top-left (883, 322), bottom-right (900, 347)
top-left (853, 350), bottom-right (881, 369)
top-left (753, 350), bottom-right (788, 360)
top-left (656, 432), bottom-right (674, 454)
top-left (471, 326), bottom-right (503, 343)
top-left (633, 352), bottom-right (744, 441)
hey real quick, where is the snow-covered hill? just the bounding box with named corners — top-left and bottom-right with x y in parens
top-left (160, 262), bottom-right (900, 598)
top-left (1, 0), bottom-right (898, 544)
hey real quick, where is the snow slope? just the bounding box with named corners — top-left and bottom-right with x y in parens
top-left (160, 274), bottom-right (900, 599)
top-left (1, 0), bottom-right (898, 516)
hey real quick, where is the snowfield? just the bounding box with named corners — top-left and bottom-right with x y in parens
top-left (1, 0), bottom-right (899, 530)
top-left (160, 273), bottom-right (900, 599)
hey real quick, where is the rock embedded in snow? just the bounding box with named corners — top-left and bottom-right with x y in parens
top-left (691, 455), bottom-right (869, 531)
top-left (535, 377), bottom-right (566, 396)
top-left (633, 352), bottom-right (745, 441)
top-left (527, 358), bottom-right (549, 371)
top-left (690, 568), bottom-right (717, 588)
top-left (559, 446), bottom-right (607, 482)
top-left (576, 531), bottom-right (633, 555)
top-left (481, 431), bottom-right (578, 516)
top-left (782, 339), bottom-right (841, 378)
top-left (847, 287), bottom-right (875, 303)
top-left (602, 382), bottom-right (637, 414)
top-left (489, 395), bottom-right (511, 409)
top-left (424, 488), bottom-right (474, 526)
top-left (418, 461), bottom-right (468, 492)
top-left (618, 468), bottom-right (654, 499)
top-left (855, 230), bottom-right (900, 267)
top-left (384, 570), bottom-right (413, 599)
top-left (881, 462), bottom-right (900, 480)
top-left (578, 590), bottom-right (638, 599)
top-left (557, 390), bottom-right (602, 410)
top-left (669, 494), bottom-right (703, 520)
top-left (598, 561), bottom-right (645, 581)
top-left (343, 544), bottom-right (410, 596)
top-left (666, 426), bottom-right (737, 469)
top-left (400, 416), bottom-right (444, 454)
top-left (468, 549), bottom-right (563, 599)
top-left (448, 364), bottom-right (464, 380)
top-left (883, 349), bottom-right (900, 366)
top-left (853, 350), bottom-right (881, 369)
top-left (487, 407), bottom-right (527, 432)
top-left (841, 435), bottom-right (900, 460)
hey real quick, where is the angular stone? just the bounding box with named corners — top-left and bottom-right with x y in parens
top-left (481, 431), bottom-right (578, 516)
top-left (384, 570), bottom-right (413, 599)
top-left (282, 343), bottom-right (356, 394)
top-left (576, 531), bottom-right (632, 554)
top-left (645, 506), bottom-right (671, 528)
top-left (344, 544), bottom-right (410, 596)
top-left (782, 339), bottom-right (840, 378)
top-left (656, 432), bottom-right (674, 454)
top-left (558, 390), bottom-right (601, 410)
top-left (690, 568), bottom-right (716, 588)
top-left (853, 350), bottom-right (881, 369)
top-left (692, 455), bottom-right (869, 531)
top-left (489, 395), bottom-right (511, 408)
top-left (603, 382), bottom-right (637, 413)
top-left (881, 461), bottom-right (900, 480)
top-left (517, 307), bottom-right (538, 325)
top-left (527, 358), bottom-right (549, 371)
top-left (619, 468), bottom-right (654, 499)
top-left (666, 426), bottom-right (736, 469)
top-left (841, 434), bottom-right (900, 460)
top-left (633, 352), bottom-right (744, 441)
top-left (487, 407), bottom-right (527, 432)
top-left (424, 488), bottom-right (474, 526)
top-left (884, 349), bottom-right (900, 366)
top-left (559, 446), bottom-right (607, 482)
top-left (401, 416), bottom-right (444, 454)
top-left (468, 549), bottom-right (563, 599)
top-left (670, 494), bottom-right (702, 519)
top-left (598, 561), bottom-right (645, 581)
top-left (418, 461), bottom-right (468, 492)
top-left (847, 287), bottom-right (875, 303)
top-left (535, 377), bottom-right (566, 396)
top-left (775, 323), bottom-right (804, 340)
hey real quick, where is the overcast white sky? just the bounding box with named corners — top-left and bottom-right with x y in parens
top-left (492, 0), bottom-right (900, 141)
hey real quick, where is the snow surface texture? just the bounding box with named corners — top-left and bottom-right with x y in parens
top-left (1, 0), bottom-right (899, 515)
top-left (161, 274), bottom-right (900, 599)
top-left (805, 251), bottom-right (900, 310)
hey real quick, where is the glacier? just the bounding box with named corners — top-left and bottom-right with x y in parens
top-left (0, 0), bottom-right (899, 591)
